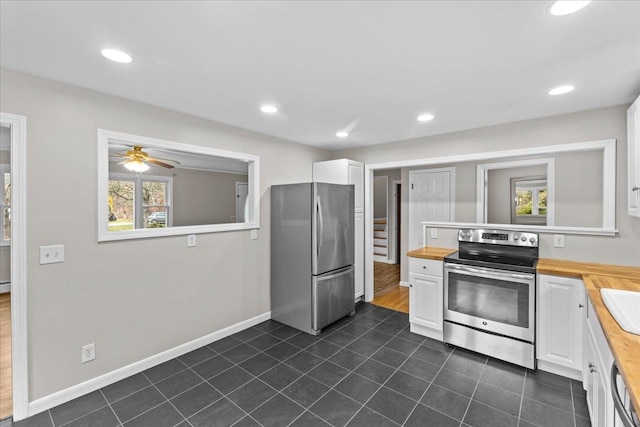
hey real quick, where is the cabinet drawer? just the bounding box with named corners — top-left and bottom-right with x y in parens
top-left (409, 258), bottom-right (443, 277)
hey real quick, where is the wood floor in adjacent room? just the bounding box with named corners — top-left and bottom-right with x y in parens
top-left (0, 292), bottom-right (12, 420)
top-left (372, 261), bottom-right (408, 313)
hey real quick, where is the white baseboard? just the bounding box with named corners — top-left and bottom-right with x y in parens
top-left (399, 281), bottom-right (410, 288)
top-left (373, 255), bottom-right (387, 263)
top-left (0, 283), bottom-right (10, 294)
top-left (537, 360), bottom-right (582, 381)
top-left (28, 311), bottom-right (271, 417)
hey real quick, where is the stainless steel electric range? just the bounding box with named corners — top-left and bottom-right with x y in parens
top-left (443, 228), bottom-right (539, 369)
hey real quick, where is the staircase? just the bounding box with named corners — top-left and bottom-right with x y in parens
top-left (373, 218), bottom-right (388, 262)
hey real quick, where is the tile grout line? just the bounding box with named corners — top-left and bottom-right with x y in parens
top-left (456, 353), bottom-right (489, 426)
top-left (516, 368), bottom-right (528, 427)
top-left (98, 389), bottom-right (125, 427)
top-left (402, 344), bottom-right (457, 426)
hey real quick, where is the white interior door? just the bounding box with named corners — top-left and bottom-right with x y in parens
top-left (236, 182), bottom-right (248, 223)
top-left (409, 168), bottom-right (453, 250)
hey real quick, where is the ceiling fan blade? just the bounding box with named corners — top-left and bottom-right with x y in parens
top-left (147, 159), bottom-right (175, 169)
top-left (117, 160), bottom-right (129, 165)
top-left (147, 156), bottom-right (180, 164)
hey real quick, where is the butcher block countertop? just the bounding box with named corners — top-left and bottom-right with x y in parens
top-left (406, 246), bottom-right (455, 260)
top-left (406, 249), bottom-right (640, 411)
top-left (538, 258), bottom-right (640, 412)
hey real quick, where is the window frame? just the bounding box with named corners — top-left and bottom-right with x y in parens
top-left (108, 173), bottom-right (174, 231)
top-left (98, 129), bottom-right (260, 242)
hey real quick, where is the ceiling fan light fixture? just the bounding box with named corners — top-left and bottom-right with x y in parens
top-left (336, 131), bottom-right (349, 138)
top-left (101, 48), bottom-right (133, 64)
top-left (123, 160), bottom-right (150, 173)
top-left (549, 1), bottom-right (592, 16)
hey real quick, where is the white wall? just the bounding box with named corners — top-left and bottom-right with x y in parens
top-left (0, 68), bottom-right (330, 401)
top-left (335, 105), bottom-right (640, 282)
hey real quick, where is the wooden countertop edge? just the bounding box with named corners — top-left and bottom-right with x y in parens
top-left (406, 247), bottom-right (456, 261)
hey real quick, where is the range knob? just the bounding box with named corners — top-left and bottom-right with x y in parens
top-left (529, 237), bottom-right (537, 244)
top-left (520, 236), bottom-right (527, 242)
top-left (459, 230), bottom-right (465, 239)
top-left (513, 233), bottom-right (520, 241)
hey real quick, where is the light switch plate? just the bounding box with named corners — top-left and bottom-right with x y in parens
top-left (430, 228), bottom-right (438, 239)
top-left (187, 234), bottom-right (196, 247)
top-left (251, 229), bottom-right (258, 240)
top-left (40, 245), bottom-right (65, 264)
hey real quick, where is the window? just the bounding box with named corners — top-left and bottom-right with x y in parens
top-left (511, 176), bottom-right (547, 226)
top-left (108, 173), bottom-right (172, 232)
top-left (98, 129), bottom-right (260, 242)
top-left (1, 165), bottom-right (9, 244)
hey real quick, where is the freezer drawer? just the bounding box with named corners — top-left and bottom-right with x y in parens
top-left (312, 266), bottom-right (355, 331)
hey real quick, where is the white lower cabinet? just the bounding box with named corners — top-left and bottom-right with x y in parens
top-left (408, 257), bottom-right (443, 340)
top-left (584, 292), bottom-right (615, 427)
top-left (537, 274), bottom-right (584, 378)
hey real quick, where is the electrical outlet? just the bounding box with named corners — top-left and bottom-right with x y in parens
top-left (553, 234), bottom-right (565, 248)
top-left (430, 228), bottom-right (438, 239)
top-left (251, 229), bottom-right (258, 240)
top-left (81, 343), bottom-right (95, 363)
top-left (187, 234), bottom-right (196, 247)
top-left (40, 245), bottom-right (65, 264)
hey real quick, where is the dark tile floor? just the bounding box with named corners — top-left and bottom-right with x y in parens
top-left (3, 303), bottom-right (591, 427)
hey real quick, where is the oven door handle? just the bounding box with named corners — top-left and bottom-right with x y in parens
top-left (444, 263), bottom-right (534, 281)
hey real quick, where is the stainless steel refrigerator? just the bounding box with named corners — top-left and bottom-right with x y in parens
top-left (271, 182), bottom-right (355, 335)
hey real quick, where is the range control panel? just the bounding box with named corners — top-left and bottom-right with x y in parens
top-left (458, 228), bottom-right (539, 247)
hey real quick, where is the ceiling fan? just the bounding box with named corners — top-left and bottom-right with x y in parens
top-left (111, 146), bottom-right (180, 172)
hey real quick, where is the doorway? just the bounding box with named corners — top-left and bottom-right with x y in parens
top-left (371, 171), bottom-right (406, 312)
top-left (0, 113), bottom-right (27, 422)
top-left (235, 182), bottom-right (248, 223)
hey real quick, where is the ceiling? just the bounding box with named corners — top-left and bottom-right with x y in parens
top-left (1, 1), bottom-right (639, 151)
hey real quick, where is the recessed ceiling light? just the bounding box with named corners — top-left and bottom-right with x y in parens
top-left (260, 105), bottom-right (278, 114)
top-left (336, 131), bottom-right (348, 138)
top-left (549, 1), bottom-right (592, 16)
top-left (548, 85), bottom-right (575, 95)
top-left (417, 114), bottom-right (434, 122)
top-left (101, 48), bottom-right (132, 64)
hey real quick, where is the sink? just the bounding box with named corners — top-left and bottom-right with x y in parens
top-left (600, 289), bottom-right (640, 335)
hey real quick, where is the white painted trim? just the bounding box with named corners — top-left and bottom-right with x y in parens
top-left (28, 311), bottom-right (271, 417)
top-left (475, 158), bottom-right (555, 226)
top-left (421, 221), bottom-right (618, 236)
top-left (388, 180), bottom-right (401, 264)
top-left (98, 129), bottom-right (260, 242)
top-left (1, 112), bottom-right (28, 421)
top-left (373, 254), bottom-right (388, 263)
top-left (399, 281), bottom-right (410, 288)
top-left (364, 168), bottom-right (374, 302)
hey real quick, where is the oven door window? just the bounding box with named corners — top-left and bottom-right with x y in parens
top-left (448, 272), bottom-right (529, 328)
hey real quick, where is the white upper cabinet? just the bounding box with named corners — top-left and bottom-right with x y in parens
top-left (628, 95), bottom-right (640, 217)
top-left (313, 159), bottom-right (364, 212)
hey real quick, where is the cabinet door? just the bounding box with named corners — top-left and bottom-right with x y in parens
top-left (409, 272), bottom-right (443, 332)
top-left (348, 161), bottom-right (364, 212)
top-left (537, 275), bottom-right (583, 370)
top-left (585, 328), bottom-right (597, 422)
top-left (354, 211), bottom-right (364, 298)
top-left (628, 96), bottom-right (640, 217)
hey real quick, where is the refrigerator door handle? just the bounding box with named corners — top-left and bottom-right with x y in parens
top-left (316, 194), bottom-right (324, 263)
